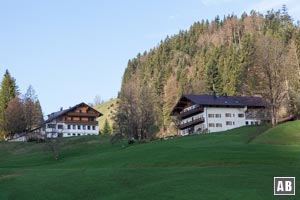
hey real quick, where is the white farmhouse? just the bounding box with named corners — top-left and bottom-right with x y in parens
top-left (31, 102), bottom-right (102, 139)
top-left (171, 94), bottom-right (270, 136)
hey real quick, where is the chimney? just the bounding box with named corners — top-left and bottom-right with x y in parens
top-left (60, 107), bottom-right (63, 111)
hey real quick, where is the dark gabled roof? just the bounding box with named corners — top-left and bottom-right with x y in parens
top-left (45, 102), bottom-right (102, 124)
top-left (184, 94), bottom-right (269, 107)
top-left (171, 94), bottom-right (269, 114)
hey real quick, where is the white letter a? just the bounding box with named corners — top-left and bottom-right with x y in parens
top-left (277, 181), bottom-right (284, 192)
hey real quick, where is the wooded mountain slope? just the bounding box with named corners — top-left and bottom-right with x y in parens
top-left (119, 8), bottom-right (300, 137)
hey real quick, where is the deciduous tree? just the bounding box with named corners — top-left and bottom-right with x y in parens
top-left (5, 97), bottom-right (26, 136)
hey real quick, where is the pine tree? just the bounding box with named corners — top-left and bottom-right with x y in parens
top-left (34, 100), bottom-right (44, 127)
top-left (102, 119), bottom-right (112, 135)
top-left (0, 70), bottom-right (18, 109)
top-left (205, 48), bottom-right (222, 95)
top-left (0, 70), bottom-right (18, 137)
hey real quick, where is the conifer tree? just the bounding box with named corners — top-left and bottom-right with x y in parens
top-left (0, 70), bottom-right (18, 137)
top-left (205, 48), bottom-right (222, 95)
top-left (0, 70), bottom-right (18, 109)
top-left (102, 119), bottom-right (112, 135)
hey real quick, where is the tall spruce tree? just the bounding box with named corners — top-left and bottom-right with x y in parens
top-left (0, 70), bottom-right (18, 137)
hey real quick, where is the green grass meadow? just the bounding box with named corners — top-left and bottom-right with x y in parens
top-left (1, 122), bottom-right (300, 199)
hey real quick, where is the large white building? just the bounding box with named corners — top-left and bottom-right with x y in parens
top-left (20, 102), bottom-right (103, 141)
top-left (171, 94), bottom-right (270, 135)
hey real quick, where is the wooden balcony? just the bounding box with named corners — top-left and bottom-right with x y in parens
top-left (180, 106), bottom-right (204, 119)
top-left (63, 120), bottom-right (98, 125)
top-left (67, 112), bottom-right (100, 117)
top-left (179, 117), bottom-right (205, 130)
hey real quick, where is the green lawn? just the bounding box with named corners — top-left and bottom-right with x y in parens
top-left (1, 122), bottom-right (300, 199)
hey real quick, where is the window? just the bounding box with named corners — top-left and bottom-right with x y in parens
top-left (216, 123), bottom-right (222, 127)
top-left (225, 113), bottom-right (232, 117)
top-left (215, 114), bottom-right (221, 118)
top-left (79, 110), bottom-right (82, 113)
top-left (72, 125), bottom-right (76, 129)
top-left (226, 121), bottom-right (233, 125)
top-left (88, 126), bottom-right (91, 130)
top-left (246, 121), bottom-right (249, 125)
top-left (208, 123), bottom-right (215, 127)
top-left (238, 114), bottom-right (244, 118)
top-left (83, 125), bottom-right (86, 130)
top-left (79, 117), bottom-right (82, 121)
top-left (67, 133), bottom-right (70, 136)
top-left (251, 121), bottom-right (254, 125)
top-left (71, 117), bottom-right (73, 121)
top-left (72, 133), bottom-right (75, 136)
top-left (233, 121), bottom-right (235, 125)
top-left (58, 125), bottom-right (63, 129)
top-left (89, 117), bottom-right (94, 121)
top-left (92, 126), bottom-right (96, 130)
top-left (67, 125), bottom-right (71, 129)
top-left (233, 114), bottom-right (235, 117)
top-left (208, 114), bottom-right (214, 118)
top-left (78, 134), bottom-right (81, 136)
top-left (64, 117), bottom-right (67, 121)
top-left (47, 124), bottom-right (56, 128)
top-left (78, 125), bottom-right (81, 130)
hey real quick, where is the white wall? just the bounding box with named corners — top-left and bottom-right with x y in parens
top-left (180, 106), bottom-right (264, 135)
top-left (206, 107), bottom-right (246, 132)
top-left (9, 136), bottom-right (27, 142)
top-left (45, 122), bottom-right (99, 138)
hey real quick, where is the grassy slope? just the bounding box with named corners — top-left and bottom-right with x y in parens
top-left (1, 125), bottom-right (300, 200)
top-left (94, 98), bottom-right (118, 131)
top-left (253, 121), bottom-right (300, 145)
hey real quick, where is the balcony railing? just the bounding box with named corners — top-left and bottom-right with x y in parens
top-left (63, 120), bottom-right (98, 125)
top-left (180, 106), bottom-right (204, 119)
top-left (179, 117), bottom-right (205, 130)
top-left (67, 112), bottom-right (100, 117)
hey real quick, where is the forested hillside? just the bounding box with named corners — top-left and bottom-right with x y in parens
top-left (117, 7), bottom-right (300, 138)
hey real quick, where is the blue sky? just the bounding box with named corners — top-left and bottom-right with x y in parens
top-left (0, 0), bottom-right (300, 116)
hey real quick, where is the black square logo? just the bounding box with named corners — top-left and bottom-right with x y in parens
top-left (274, 177), bottom-right (295, 195)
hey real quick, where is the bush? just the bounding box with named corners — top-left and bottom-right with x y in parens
top-left (128, 138), bottom-right (135, 145)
